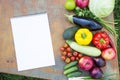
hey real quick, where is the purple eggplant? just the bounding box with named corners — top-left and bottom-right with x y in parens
top-left (90, 67), bottom-right (103, 79)
top-left (93, 57), bottom-right (106, 67)
top-left (65, 15), bottom-right (102, 31)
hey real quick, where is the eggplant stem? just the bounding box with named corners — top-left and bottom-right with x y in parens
top-left (64, 14), bottom-right (69, 17)
top-left (64, 14), bottom-right (73, 23)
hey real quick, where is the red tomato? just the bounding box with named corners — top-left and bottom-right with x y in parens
top-left (61, 56), bottom-right (66, 61)
top-left (62, 51), bottom-right (67, 56)
top-left (76, 57), bottom-right (79, 61)
top-left (66, 47), bottom-right (71, 52)
top-left (70, 56), bottom-right (76, 61)
top-left (67, 52), bottom-right (72, 57)
top-left (60, 47), bottom-right (65, 51)
top-left (78, 54), bottom-right (83, 58)
top-left (73, 51), bottom-right (78, 57)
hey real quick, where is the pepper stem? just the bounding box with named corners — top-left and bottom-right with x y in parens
top-left (100, 38), bottom-right (106, 44)
top-left (81, 32), bottom-right (87, 39)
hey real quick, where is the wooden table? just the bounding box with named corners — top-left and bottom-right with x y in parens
top-left (0, 0), bottom-right (119, 80)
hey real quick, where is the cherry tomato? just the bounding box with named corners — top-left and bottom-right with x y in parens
top-left (76, 57), bottom-right (79, 61)
top-left (78, 54), bottom-right (83, 58)
top-left (61, 56), bottom-right (66, 61)
top-left (67, 52), bottom-right (72, 57)
top-left (65, 58), bottom-right (71, 64)
top-left (60, 47), bottom-right (65, 51)
top-left (66, 47), bottom-right (71, 52)
top-left (62, 51), bottom-right (67, 56)
top-left (70, 56), bottom-right (76, 61)
top-left (63, 43), bottom-right (69, 48)
top-left (73, 51), bottom-right (78, 57)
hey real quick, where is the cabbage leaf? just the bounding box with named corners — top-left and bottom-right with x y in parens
top-left (89, 0), bottom-right (115, 18)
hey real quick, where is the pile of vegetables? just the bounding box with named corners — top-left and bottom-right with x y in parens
top-left (60, 0), bottom-right (119, 79)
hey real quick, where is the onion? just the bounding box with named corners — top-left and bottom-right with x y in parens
top-left (93, 57), bottom-right (106, 67)
top-left (90, 67), bottom-right (103, 79)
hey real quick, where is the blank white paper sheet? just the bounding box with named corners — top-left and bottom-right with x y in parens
top-left (11, 13), bottom-right (55, 71)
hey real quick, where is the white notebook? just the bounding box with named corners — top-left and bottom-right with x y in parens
top-left (11, 13), bottom-right (55, 71)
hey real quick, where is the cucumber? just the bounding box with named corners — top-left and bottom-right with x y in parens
top-left (64, 66), bottom-right (78, 75)
top-left (63, 26), bottom-right (79, 40)
top-left (64, 61), bottom-right (78, 70)
top-left (66, 40), bottom-right (101, 57)
top-left (67, 71), bottom-right (82, 78)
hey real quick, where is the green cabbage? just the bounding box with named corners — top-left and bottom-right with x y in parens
top-left (89, 0), bottom-right (115, 18)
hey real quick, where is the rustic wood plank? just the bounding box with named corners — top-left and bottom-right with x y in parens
top-left (0, 0), bottom-right (119, 79)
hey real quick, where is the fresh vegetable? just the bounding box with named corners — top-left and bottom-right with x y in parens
top-left (101, 48), bottom-right (116, 60)
top-left (76, 0), bottom-right (89, 8)
top-left (65, 57), bottom-right (71, 64)
top-left (64, 61), bottom-right (78, 70)
top-left (62, 51), bottom-right (67, 56)
top-left (63, 26), bottom-right (79, 40)
top-left (75, 57), bottom-right (79, 61)
top-left (65, 15), bottom-right (102, 31)
top-left (60, 47), bottom-right (65, 51)
top-left (63, 43), bottom-right (69, 48)
top-left (75, 28), bottom-right (93, 45)
top-left (66, 47), bottom-right (72, 52)
top-left (60, 44), bottom-right (82, 63)
top-left (79, 56), bottom-right (93, 71)
top-left (93, 57), bottom-right (106, 67)
top-left (92, 31), bottom-right (110, 49)
top-left (90, 67), bottom-right (103, 79)
top-left (68, 76), bottom-right (92, 80)
top-left (67, 71), bottom-right (82, 78)
top-left (74, 7), bottom-right (118, 37)
top-left (89, 0), bottom-right (115, 18)
top-left (72, 51), bottom-right (78, 57)
top-left (68, 74), bottom-right (120, 80)
top-left (78, 54), bottom-right (83, 58)
top-left (67, 52), bottom-right (72, 57)
top-left (66, 40), bottom-right (101, 57)
top-left (70, 56), bottom-right (76, 61)
top-left (65, 0), bottom-right (76, 11)
top-left (61, 55), bottom-right (66, 61)
top-left (64, 66), bottom-right (78, 75)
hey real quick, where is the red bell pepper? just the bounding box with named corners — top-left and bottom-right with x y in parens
top-left (92, 32), bottom-right (110, 49)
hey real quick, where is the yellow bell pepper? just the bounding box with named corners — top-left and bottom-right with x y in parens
top-left (75, 28), bottom-right (93, 45)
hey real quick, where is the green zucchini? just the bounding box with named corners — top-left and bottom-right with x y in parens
top-left (64, 61), bottom-right (78, 70)
top-left (67, 71), bottom-right (82, 78)
top-left (63, 26), bottom-right (79, 40)
top-left (66, 40), bottom-right (101, 57)
top-left (64, 66), bottom-right (78, 75)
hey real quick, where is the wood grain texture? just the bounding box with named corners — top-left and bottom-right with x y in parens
top-left (0, 0), bottom-right (119, 79)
